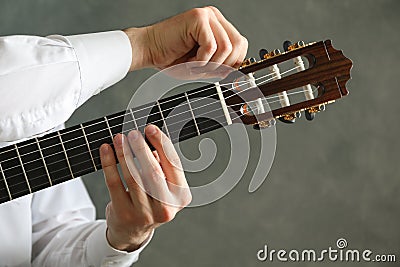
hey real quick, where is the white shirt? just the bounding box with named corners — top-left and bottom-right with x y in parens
top-left (0, 31), bottom-right (152, 266)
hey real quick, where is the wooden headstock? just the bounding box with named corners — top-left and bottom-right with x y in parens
top-left (222, 40), bottom-right (353, 127)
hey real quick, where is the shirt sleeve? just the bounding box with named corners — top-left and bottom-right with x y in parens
top-left (31, 178), bottom-right (153, 267)
top-left (0, 31), bottom-right (132, 142)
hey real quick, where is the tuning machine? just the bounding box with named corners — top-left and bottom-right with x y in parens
top-left (305, 104), bottom-right (326, 121)
top-left (240, 57), bottom-right (257, 68)
top-left (283, 40), bottom-right (305, 52)
top-left (253, 118), bottom-right (276, 130)
top-left (260, 48), bottom-right (281, 60)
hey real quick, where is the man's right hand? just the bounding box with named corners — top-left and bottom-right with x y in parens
top-left (123, 6), bottom-right (248, 71)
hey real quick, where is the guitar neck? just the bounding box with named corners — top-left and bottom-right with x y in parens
top-left (0, 83), bottom-right (228, 205)
top-left (0, 39), bottom-right (353, 205)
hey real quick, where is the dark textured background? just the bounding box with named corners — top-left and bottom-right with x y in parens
top-left (1, 0), bottom-right (399, 266)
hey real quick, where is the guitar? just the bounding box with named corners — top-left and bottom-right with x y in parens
top-left (0, 40), bottom-right (352, 205)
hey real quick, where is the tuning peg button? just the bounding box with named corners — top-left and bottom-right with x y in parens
top-left (283, 40), bottom-right (292, 52)
top-left (259, 49), bottom-right (268, 60)
top-left (253, 119), bottom-right (276, 130)
top-left (305, 110), bottom-right (315, 121)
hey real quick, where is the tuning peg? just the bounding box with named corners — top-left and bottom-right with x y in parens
top-left (305, 104), bottom-right (325, 121)
top-left (305, 110), bottom-right (315, 121)
top-left (284, 41), bottom-right (306, 52)
top-left (259, 49), bottom-right (268, 60)
top-left (253, 119), bottom-right (276, 130)
top-left (240, 57), bottom-right (257, 68)
top-left (283, 40), bottom-right (292, 52)
top-left (278, 111), bottom-right (301, 124)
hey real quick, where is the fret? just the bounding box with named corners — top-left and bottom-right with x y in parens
top-left (158, 93), bottom-right (199, 143)
top-left (0, 162), bottom-right (12, 203)
top-left (134, 102), bottom-right (163, 132)
top-left (35, 138), bottom-right (53, 186)
top-left (129, 109), bottom-right (139, 131)
top-left (81, 124), bottom-right (97, 172)
top-left (82, 117), bottom-right (115, 169)
top-left (59, 125), bottom-right (96, 177)
top-left (14, 144), bottom-right (31, 194)
top-left (0, 146), bottom-right (31, 199)
top-left (186, 85), bottom-right (227, 136)
top-left (185, 92), bottom-right (201, 136)
top-left (104, 116), bottom-right (114, 141)
top-left (37, 132), bottom-right (73, 185)
top-left (215, 81), bottom-right (232, 125)
top-left (0, 81), bottom-right (234, 204)
top-left (57, 132), bottom-right (74, 179)
top-left (16, 139), bottom-right (51, 192)
top-left (156, 100), bottom-right (171, 139)
top-left (105, 111), bottom-right (125, 136)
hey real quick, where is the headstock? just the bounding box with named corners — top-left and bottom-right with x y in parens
top-left (222, 40), bottom-right (353, 128)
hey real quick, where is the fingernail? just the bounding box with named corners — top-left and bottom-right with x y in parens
top-left (114, 134), bottom-right (122, 146)
top-left (129, 130), bottom-right (139, 140)
top-left (100, 144), bottom-right (109, 154)
top-left (146, 124), bottom-right (157, 135)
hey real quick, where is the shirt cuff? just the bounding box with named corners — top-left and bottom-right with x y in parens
top-left (86, 221), bottom-right (153, 267)
top-left (65, 30), bottom-right (132, 107)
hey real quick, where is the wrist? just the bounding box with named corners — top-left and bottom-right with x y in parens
top-left (106, 227), bottom-right (151, 252)
top-left (123, 27), bottom-right (153, 71)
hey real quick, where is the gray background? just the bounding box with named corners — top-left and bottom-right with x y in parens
top-left (1, 0), bottom-right (399, 266)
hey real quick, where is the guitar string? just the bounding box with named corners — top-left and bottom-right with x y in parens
top-left (0, 65), bottom-right (302, 165)
top-left (0, 65), bottom-right (313, 193)
top-left (0, 65), bottom-right (300, 158)
top-left (0, 83), bottom-right (312, 177)
top-left (0, 86), bottom-right (318, 196)
top-left (0, 84), bottom-right (314, 191)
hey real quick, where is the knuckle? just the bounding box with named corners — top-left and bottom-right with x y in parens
top-left (220, 40), bottom-right (233, 54)
top-left (155, 206), bottom-right (176, 223)
top-left (204, 41), bottom-right (217, 55)
top-left (105, 175), bottom-right (120, 188)
top-left (241, 36), bottom-right (249, 49)
top-left (206, 5), bottom-right (219, 13)
top-left (182, 190), bottom-right (192, 207)
top-left (190, 7), bottom-right (208, 19)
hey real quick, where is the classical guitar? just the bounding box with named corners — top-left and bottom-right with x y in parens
top-left (0, 40), bottom-right (352, 205)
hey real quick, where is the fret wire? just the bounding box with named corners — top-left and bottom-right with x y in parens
top-left (184, 92), bottom-right (201, 136)
top-left (57, 131), bottom-right (75, 179)
top-left (1, 106), bottom-right (231, 177)
top-left (0, 69), bottom-right (289, 158)
top-left (0, 162), bottom-right (12, 200)
top-left (0, 75), bottom-right (293, 166)
top-left (129, 109), bottom-right (139, 130)
top-left (14, 144), bottom-right (32, 193)
top-left (35, 137), bottom-right (53, 186)
top-left (1, 110), bottom-right (230, 187)
top-left (104, 117), bottom-right (114, 141)
top-left (80, 124), bottom-right (97, 172)
top-left (156, 100), bottom-right (171, 139)
top-left (4, 66), bottom-right (306, 176)
top-left (1, 115), bottom-right (229, 195)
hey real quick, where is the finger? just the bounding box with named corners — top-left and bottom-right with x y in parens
top-left (113, 134), bottom-right (149, 207)
top-left (152, 151), bottom-right (161, 163)
top-left (207, 6), bottom-right (248, 68)
top-left (233, 38), bottom-right (248, 68)
top-left (191, 15), bottom-right (217, 64)
top-left (100, 144), bottom-right (132, 211)
top-left (127, 130), bottom-right (169, 193)
top-left (145, 124), bottom-right (187, 188)
top-left (208, 17), bottom-right (233, 65)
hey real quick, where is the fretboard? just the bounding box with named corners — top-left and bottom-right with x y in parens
top-left (0, 83), bottom-right (229, 205)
